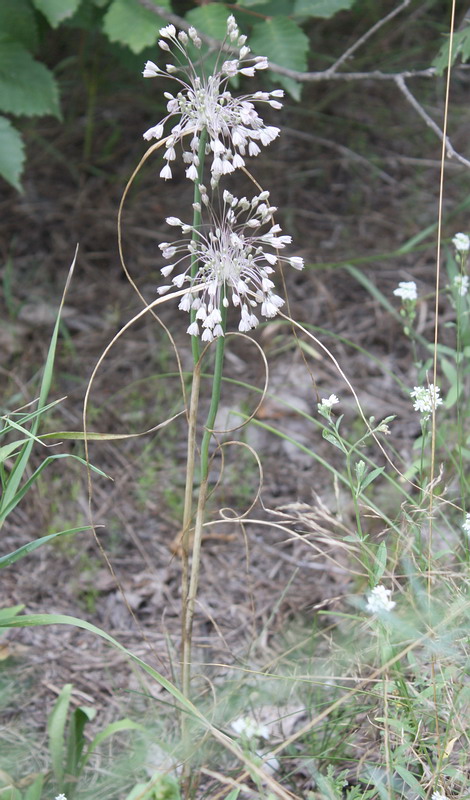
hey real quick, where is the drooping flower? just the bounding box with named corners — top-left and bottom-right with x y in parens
top-left (157, 188), bottom-right (303, 340)
top-left (393, 281), bottom-right (417, 301)
top-left (410, 384), bottom-right (443, 422)
top-left (231, 716), bottom-right (269, 740)
top-left (366, 585), bottom-right (396, 614)
top-left (453, 274), bottom-right (469, 296)
top-left (142, 15), bottom-right (283, 183)
top-left (452, 232), bottom-right (470, 253)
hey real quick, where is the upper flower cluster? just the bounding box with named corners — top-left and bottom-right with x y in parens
top-left (157, 188), bottom-right (304, 340)
top-left (142, 15), bottom-right (283, 183)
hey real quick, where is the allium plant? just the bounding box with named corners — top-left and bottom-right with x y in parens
top-left (139, 13), bottom-right (303, 737)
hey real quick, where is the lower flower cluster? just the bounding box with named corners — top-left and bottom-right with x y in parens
top-left (157, 188), bottom-right (303, 340)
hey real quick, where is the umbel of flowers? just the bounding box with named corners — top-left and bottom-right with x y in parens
top-left (142, 14), bottom-right (304, 339)
top-left (157, 188), bottom-right (303, 340)
top-left (143, 16), bottom-right (284, 185)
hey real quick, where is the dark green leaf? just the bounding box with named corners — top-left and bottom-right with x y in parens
top-left (0, 117), bottom-right (25, 191)
top-left (295, 0), bottom-right (356, 17)
top-left (31, 0), bottom-right (82, 27)
top-left (250, 17), bottom-right (309, 99)
top-left (103, 0), bottom-right (170, 54)
top-left (0, 41), bottom-right (60, 117)
top-left (185, 4), bottom-right (230, 39)
top-left (433, 25), bottom-right (470, 75)
top-left (0, 0), bottom-right (39, 51)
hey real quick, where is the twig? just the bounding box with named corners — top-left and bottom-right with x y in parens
top-left (328, 0), bottom-right (411, 73)
top-left (394, 74), bottom-right (470, 168)
top-left (136, 0), bottom-right (438, 82)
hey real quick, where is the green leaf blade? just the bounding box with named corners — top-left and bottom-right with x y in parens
top-left (31, 0), bottom-right (82, 27)
top-left (250, 17), bottom-right (309, 99)
top-left (0, 42), bottom-right (60, 118)
top-left (103, 0), bottom-right (171, 54)
top-left (0, 117), bottom-right (25, 191)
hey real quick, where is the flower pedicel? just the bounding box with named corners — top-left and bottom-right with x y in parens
top-left (142, 16), bottom-right (284, 184)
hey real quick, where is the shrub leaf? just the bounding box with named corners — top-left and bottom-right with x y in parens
top-left (0, 116), bottom-right (25, 191)
top-left (103, 0), bottom-right (171, 54)
top-left (0, 42), bottom-right (60, 118)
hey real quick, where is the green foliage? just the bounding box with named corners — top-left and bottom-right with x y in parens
top-left (295, 0), bottom-right (356, 17)
top-left (103, 0), bottom-right (171, 54)
top-left (0, 41), bottom-right (60, 117)
top-left (433, 22), bottom-right (470, 75)
top-left (250, 16), bottom-right (309, 99)
top-left (0, 0), bottom-right (39, 51)
top-left (31, 0), bottom-right (82, 28)
top-left (0, 117), bottom-right (25, 192)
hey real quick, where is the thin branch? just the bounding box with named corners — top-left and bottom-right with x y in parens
top-left (136, 0), bottom-right (437, 82)
top-left (328, 0), bottom-right (411, 73)
top-left (394, 75), bottom-right (470, 168)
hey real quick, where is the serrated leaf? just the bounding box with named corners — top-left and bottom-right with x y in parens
top-left (0, 42), bottom-right (60, 118)
top-left (295, 0), bottom-right (356, 16)
top-left (0, 0), bottom-right (39, 51)
top-left (433, 25), bottom-right (470, 75)
top-left (32, 0), bottom-right (82, 27)
top-left (103, 0), bottom-right (170, 54)
top-left (0, 117), bottom-right (25, 192)
top-left (185, 4), bottom-right (231, 39)
top-left (185, 4), bottom-right (232, 79)
top-left (250, 17), bottom-right (308, 99)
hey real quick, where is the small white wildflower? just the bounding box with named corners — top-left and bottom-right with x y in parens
top-left (393, 281), bottom-right (417, 301)
top-left (452, 232), bottom-right (470, 253)
top-left (231, 716), bottom-right (269, 740)
top-left (453, 274), bottom-right (469, 296)
top-left (431, 792), bottom-right (447, 800)
top-left (366, 585), bottom-right (396, 614)
top-left (142, 15), bottom-right (283, 183)
top-left (318, 394), bottom-right (339, 412)
top-left (410, 384), bottom-right (443, 422)
top-left (462, 513), bottom-right (470, 535)
top-left (55, 795), bottom-right (68, 800)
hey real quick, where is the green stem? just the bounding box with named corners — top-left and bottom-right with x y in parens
top-left (182, 299), bottom-right (227, 704)
top-left (189, 129), bottom-right (208, 366)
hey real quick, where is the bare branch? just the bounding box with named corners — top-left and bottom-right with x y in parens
top-left (135, 0), bottom-right (437, 82)
top-left (394, 75), bottom-right (470, 169)
top-left (328, 0), bottom-right (411, 74)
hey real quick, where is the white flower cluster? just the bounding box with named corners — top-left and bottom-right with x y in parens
top-left (410, 384), bottom-right (443, 421)
top-left (157, 188), bottom-right (303, 340)
top-left (231, 715), bottom-right (269, 740)
top-left (55, 795), bottom-right (67, 800)
top-left (462, 513), bottom-right (470, 536)
top-left (366, 585), bottom-right (396, 614)
top-left (431, 792), bottom-right (447, 800)
top-left (453, 274), bottom-right (469, 296)
top-left (452, 232), bottom-right (470, 253)
top-left (143, 16), bottom-right (283, 184)
top-left (393, 281), bottom-right (417, 301)
top-left (318, 394), bottom-right (339, 413)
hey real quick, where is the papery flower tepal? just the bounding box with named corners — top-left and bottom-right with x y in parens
top-left (393, 281), bottom-right (417, 301)
top-left (366, 585), bottom-right (396, 614)
top-left (452, 232), bottom-right (470, 253)
top-left (410, 383), bottom-right (443, 422)
top-left (157, 188), bottom-right (304, 340)
top-left (142, 15), bottom-right (283, 183)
